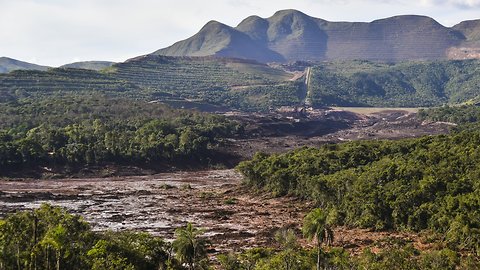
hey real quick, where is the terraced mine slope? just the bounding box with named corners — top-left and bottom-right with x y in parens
top-left (60, 61), bottom-right (115, 71)
top-left (0, 68), bottom-right (140, 103)
top-left (3, 56), bottom-right (480, 110)
top-left (0, 55), bottom-right (304, 111)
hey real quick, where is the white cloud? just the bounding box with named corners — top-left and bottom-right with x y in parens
top-left (0, 0), bottom-right (478, 66)
top-left (420, 0), bottom-right (480, 7)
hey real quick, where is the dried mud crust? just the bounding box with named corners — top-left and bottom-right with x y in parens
top-left (0, 169), bottom-right (429, 254)
top-left (223, 109), bottom-right (453, 158)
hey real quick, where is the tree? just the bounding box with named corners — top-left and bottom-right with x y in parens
top-left (172, 223), bottom-right (209, 270)
top-left (302, 208), bottom-right (335, 270)
top-left (40, 225), bottom-right (68, 270)
top-left (87, 240), bottom-right (135, 270)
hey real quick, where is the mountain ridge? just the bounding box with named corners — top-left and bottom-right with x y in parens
top-left (154, 10), bottom-right (479, 63)
top-left (60, 61), bottom-right (115, 71)
top-left (0, 57), bottom-right (50, 73)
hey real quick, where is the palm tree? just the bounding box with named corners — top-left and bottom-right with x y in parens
top-left (172, 223), bottom-right (208, 270)
top-left (302, 208), bottom-right (335, 270)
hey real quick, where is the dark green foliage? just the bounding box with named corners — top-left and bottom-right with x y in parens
top-left (309, 60), bottom-right (480, 107)
top-left (172, 223), bottom-right (209, 270)
top-left (418, 105), bottom-right (480, 125)
top-left (0, 95), bottom-right (242, 175)
top-left (88, 231), bottom-right (169, 270)
top-left (0, 205), bottom-right (214, 270)
top-left (0, 204), bottom-right (170, 270)
top-left (221, 244), bottom-right (476, 270)
top-left (237, 132), bottom-right (480, 252)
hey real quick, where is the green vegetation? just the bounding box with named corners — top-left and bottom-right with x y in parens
top-left (309, 60), bottom-right (480, 107)
top-left (0, 55), bottom-right (302, 111)
top-left (172, 223), bottom-right (209, 270)
top-left (302, 208), bottom-right (335, 270)
top-left (2, 206), bottom-right (478, 270)
top-left (418, 105), bottom-right (480, 125)
top-left (0, 204), bottom-right (172, 270)
top-left (0, 94), bottom-right (242, 175)
top-left (4, 57), bottom-right (480, 111)
top-left (237, 131), bottom-right (480, 253)
top-left (219, 226), bottom-right (479, 270)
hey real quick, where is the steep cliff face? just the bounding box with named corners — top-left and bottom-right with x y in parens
top-left (154, 10), bottom-right (477, 63)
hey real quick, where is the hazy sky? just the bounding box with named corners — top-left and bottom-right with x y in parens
top-left (1, 0), bottom-right (479, 66)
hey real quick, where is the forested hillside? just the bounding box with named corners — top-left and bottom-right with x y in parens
top-left (309, 59), bottom-right (480, 107)
top-left (237, 131), bottom-right (480, 253)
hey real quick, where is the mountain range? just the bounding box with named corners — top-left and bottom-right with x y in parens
top-left (154, 9), bottom-right (480, 63)
top-left (0, 58), bottom-right (116, 74)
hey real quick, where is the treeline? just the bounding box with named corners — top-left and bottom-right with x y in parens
top-left (418, 105), bottom-right (480, 125)
top-left (0, 204), bottom-right (209, 270)
top-left (237, 131), bottom-right (480, 253)
top-left (0, 95), bottom-right (242, 175)
top-left (2, 205), bottom-right (478, 270)
top-left (220, 238), bottom-right (479, 270)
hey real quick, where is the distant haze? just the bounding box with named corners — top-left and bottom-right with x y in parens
top-left (0, 0), bottom-right (479, 66)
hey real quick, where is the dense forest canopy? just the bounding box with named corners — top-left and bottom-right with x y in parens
top-left (237, 130), bottom-right (480, 253)
top-left (309, 60), bottom-right (480, 107)
top-left (0, 94), bottom-right (242, 175)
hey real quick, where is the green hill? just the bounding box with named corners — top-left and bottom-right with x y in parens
top-left (110, 55), bottom-right (302, 110)
top-left (60, 61), bottom-right (115, 71)
top-left (3, 56), bottom-right (480, 110)
top-left (0, 57), bottom-right (50, 73)
top-left (0, 68), bottom-right (141, 103)
top-left (0, 56), bottom-right (303, 111)
top-left (308, 60), bottom-right (480, 107)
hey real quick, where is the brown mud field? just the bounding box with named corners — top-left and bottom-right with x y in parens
top-left (0, 169), bottom-right (428, 254)
top-left (0, 170), bottom-right (303, 252)
top-left (224, 108), bottom-right (454, 158)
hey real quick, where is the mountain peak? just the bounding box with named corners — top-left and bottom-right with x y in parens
top-left (453, 19), bottom-right (480, 41)
top-left (271, 9), bottom-right (309, 18)
top-left (372, 15), bottom-right (443, 26)
top-left (202, 20), bottom-right (228, 29)
top-left (154, 10), bottom-right (479, 63)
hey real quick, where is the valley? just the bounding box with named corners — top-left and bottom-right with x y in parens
top-left (1, 5), bottom-right (480, 269)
